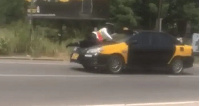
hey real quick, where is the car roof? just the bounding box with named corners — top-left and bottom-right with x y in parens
top-left (132, 30), bottom-right (173, 37)
top-left (133, 30), bottom-right (165, 33)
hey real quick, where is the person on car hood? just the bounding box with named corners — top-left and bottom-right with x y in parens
top-left (92, 23), bottom-right (115, 42)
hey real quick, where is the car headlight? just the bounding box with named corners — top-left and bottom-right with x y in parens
top-left (87, 48), bottom-right (102, 54)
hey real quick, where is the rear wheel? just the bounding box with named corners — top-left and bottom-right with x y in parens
top-left (170, 58), bottom-right (184, 74)
top-left (107, 55), bottom-right (124, 74)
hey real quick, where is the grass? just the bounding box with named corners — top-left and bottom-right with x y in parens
top-left (0, 21), bottom-right (83, 58)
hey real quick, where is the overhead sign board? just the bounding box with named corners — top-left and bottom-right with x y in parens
top-left (27, 0), bottom-right (109, 20)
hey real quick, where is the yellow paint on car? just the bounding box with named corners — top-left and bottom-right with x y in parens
top-left (168, 45), bottom-right (193, 64)
top-left (100, 42), bottom-right (128, 64)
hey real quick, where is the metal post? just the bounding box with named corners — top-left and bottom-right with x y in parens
top-left (90, 0), bottom-right (93, 13)
top-left (81, 0), bottom-right (84, 13)
top-left (159, 18), bottom-right (163, 32)
top-left (29, 0), bottom-right (34, 40)
top-left (157, 0), bottom-right (162, 32)
top-left (29, 0), bottom-right (33, 25)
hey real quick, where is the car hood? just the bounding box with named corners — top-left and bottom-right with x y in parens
top-left (79, 40), bottom-right (118, 49)
top-left (92, 41), bottom-right (118, 48)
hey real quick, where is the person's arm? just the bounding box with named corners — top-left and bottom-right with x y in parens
top-left (66, 42), bottom-right (80, 48)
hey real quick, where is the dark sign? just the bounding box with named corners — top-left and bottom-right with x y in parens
top-left (27, 0), bottom-right (109, 20)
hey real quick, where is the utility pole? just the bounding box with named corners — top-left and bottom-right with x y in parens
top-left (29, 0), bottom-right (34, 39)
top-left (157, 0), bottom-right (162, 32)
top-left (29, 0), bottom-right (33, 25)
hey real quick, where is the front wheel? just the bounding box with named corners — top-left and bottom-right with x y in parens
top-left (107, 55), bottom-right (124, 74)
top-left (169, 58), bottom-right (184, 74)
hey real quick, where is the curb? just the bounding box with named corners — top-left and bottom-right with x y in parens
top-left (31, 58), bottom-right (65, 61)
top-left (0, 57), bottom-right (198, 65)
top-left (0, 57), bottom-right (66, 61)
top-left (0, 57), bottom-right (31, 60)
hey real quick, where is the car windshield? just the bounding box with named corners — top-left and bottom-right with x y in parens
top-left (111, 32), bottom-right (137, 42)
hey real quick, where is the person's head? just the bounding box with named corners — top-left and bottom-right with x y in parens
top-left (123, 27), bottom-right (129, 32)
top-left (122, 27), bottom-right (133, 35)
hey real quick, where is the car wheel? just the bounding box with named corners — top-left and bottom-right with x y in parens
top-left (170, 58), bottom-right (184, 74)
top-left (107, 55), bottom-right (124, 74)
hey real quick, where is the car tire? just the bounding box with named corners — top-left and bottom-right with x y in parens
top-left (170, 58), bottom-right (184, 74)
top-left (107, 55), bottom-right (124, 74)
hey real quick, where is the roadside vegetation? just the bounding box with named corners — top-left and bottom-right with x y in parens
top-left (0, 21), bottom-right (83, 58)
top-left (0, 0), bottom-right (198, 58)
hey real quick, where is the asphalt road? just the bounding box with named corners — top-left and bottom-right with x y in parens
top-left (0, 60), bottom-right (198, 106)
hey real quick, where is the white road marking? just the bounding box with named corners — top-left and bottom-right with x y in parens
top-left (0, 74), bottom-right (119, 78)
top-left (168, 76), bottom-right (199, 78)
top-left (87, 101), bottom-right (199, 106)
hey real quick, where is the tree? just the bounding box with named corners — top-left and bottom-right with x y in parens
top-left (129, 0), bottom-right (170, 30)
top-left (0, 0), bottom-right (26, 25)
top-left (131, 0), bottom-right (159, 30)
top-left (110, 0), bottom-right (140, 30)
top-left (164, 0), bottom-right (199, 36)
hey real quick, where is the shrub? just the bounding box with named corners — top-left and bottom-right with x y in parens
top-left (0, 37), bottom-right (9, 55)
top-left (0, 21), bottom-right (69, 57)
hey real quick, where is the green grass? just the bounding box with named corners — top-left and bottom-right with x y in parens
top-left (0, 21), bottom-right (78, 58)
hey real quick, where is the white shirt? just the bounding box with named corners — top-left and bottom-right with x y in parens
top-left (99, 28), bottom-right (113, 40)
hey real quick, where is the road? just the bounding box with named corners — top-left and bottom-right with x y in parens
top-left (0, 60), bottom-right (198, 106)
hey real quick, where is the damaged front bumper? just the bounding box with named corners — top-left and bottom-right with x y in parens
top-left (70, 52), bottom-right (108, 68)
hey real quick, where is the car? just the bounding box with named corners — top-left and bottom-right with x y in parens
top-left (70, 31), bottom-right (194, 74)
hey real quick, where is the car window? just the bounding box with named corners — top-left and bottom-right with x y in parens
top-left (128, 32), bottom-right (180, 46)
top-left (150, 33), bottom-right (161, 46)
top-left (112, 33), bottom-right (127, 41)
top-left (161, 33), bottom-right (176, 46)
top-left (112, 32), bottom-right (137, 42)
top-left (150, 32), bottom-right (175, 47)
top-left (135, 32), bottom-right (151, 46)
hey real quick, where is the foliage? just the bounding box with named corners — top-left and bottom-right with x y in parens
top-left (0, 21), bottom-right (68, 57)
top-left (0, 37), bottom-right (9, 55)
top-left (0, 0), bottom-right (198, 34)
top-left (164, 0), bottom-right (199, 35)
top-left (0, 0), bottom-right (26, 24)
top-left (110, 0), bottom-right (140, 29)
top-left (132, 0), bottom-right (159, 29)
top-left (0, 0), bottom-right (198, 57)
top-left (34, 20), bottom-right (94, 41)
top-left (110, 0), bottom-right (198, 34)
